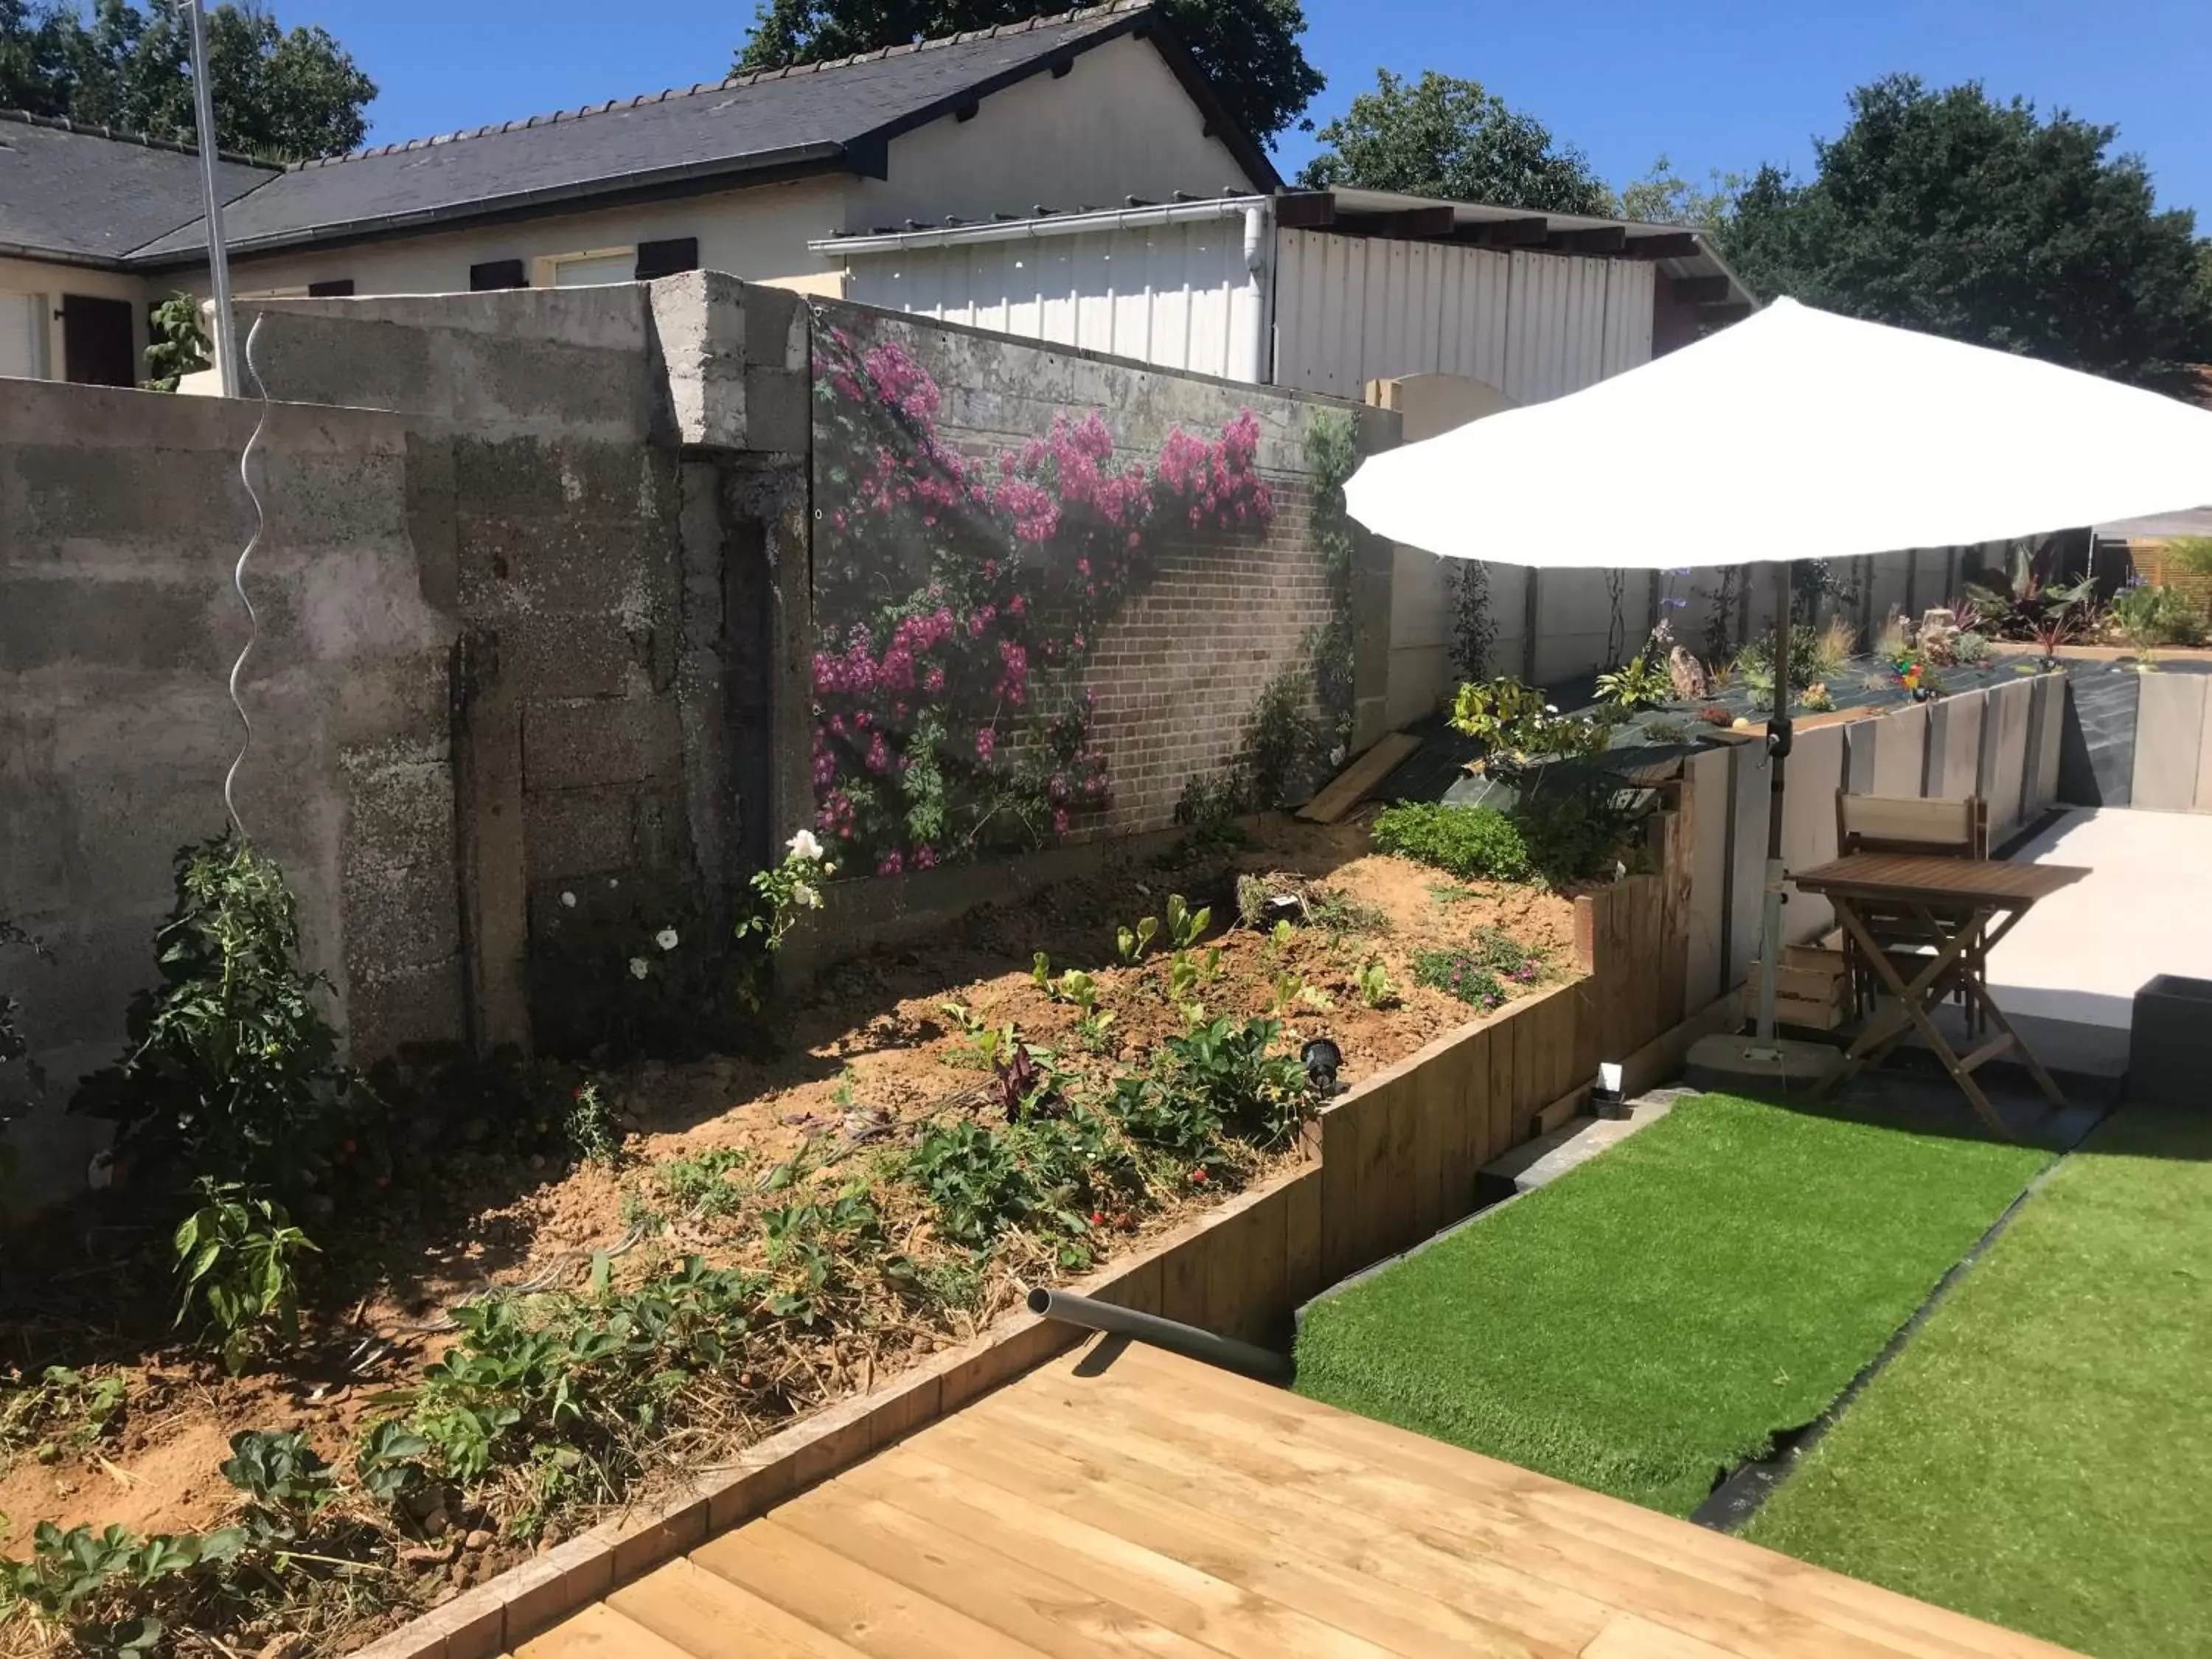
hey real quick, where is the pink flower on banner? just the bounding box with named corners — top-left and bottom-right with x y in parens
top-left (914, 844), bottom-right (937, 870)
top-left (975, 726), bottom-right (997, 764)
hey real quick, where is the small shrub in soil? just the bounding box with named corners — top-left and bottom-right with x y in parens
top-left (1371, 803), bottom-right (1531, 883)
top-left (72, 836), bottom-right (366, 1201)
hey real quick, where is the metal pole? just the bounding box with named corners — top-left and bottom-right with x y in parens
top-left (1026, 1287), bottom-right (1293, 1384)
top-left (1755, 560), bottom-right (1793, 1048)
top-left (182, 0), bottom-right (240, 397)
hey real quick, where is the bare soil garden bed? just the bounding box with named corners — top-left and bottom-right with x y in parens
top-left (0, 814), bottom-right (1575, 1657)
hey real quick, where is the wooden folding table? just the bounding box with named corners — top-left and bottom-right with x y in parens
top-left (1790, 852), bottom-right (2090, 1138)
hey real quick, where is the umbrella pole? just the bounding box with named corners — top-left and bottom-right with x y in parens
top-left (1754, 561), bottom-right (1794, 1049)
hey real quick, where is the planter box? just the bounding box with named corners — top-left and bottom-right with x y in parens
top-left (2129, 975), bottom-right (2212, 1110)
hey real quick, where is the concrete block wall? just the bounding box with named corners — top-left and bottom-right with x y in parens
top-left (244, 276), bottom-right (814, 1043)
top-left (1, 382), bottom-right (456, 1201)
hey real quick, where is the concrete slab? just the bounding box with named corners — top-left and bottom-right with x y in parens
top-left (1988, 807), bottom-right (2212, 1032)
top-left (1478, 1088), bottom-right (1687, 1197)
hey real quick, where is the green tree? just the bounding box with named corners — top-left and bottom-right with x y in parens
top-left (1297, 69), bottom-right (1612, 216)
top-left (736, 0), bottom-right (1321, 149)
top-left (0, 0), bottom-right (374, 161)
top-left (1719, 75), bottom-right (2212, 392)
top-left (1614, 153), bottom-right (1741, 230)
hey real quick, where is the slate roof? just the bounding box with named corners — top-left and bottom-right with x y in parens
top-left (126, 1), bottom-right (1256, 266)
top-left (0, 112), bottom-right (276, 265)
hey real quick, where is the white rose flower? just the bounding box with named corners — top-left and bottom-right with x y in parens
top-left (607, 877), bottom-right (620, 890)
top-left (787, 828), bottom-right (826, 863)
top-left (1544, 704), bottom-right (1559, 715)
top-left (628, 956), bottom-right (650, 980)
top-left (655, 928), bottom-right (680, 950)
top-left (560, 891), bottom-right (577, 908)
top-left (792, 880), bottom-right (821, 911)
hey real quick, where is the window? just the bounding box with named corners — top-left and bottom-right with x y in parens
top-left (307, 279), bottom-right (355, 297)
top-left (470, 258), bottom-right (527, 291)
top-left (60, 293), bottom-right (134, 386)
top-left (633, 237), bottom-right (698, 281)
top-left (532, 246), bottom-right (636, 288)
top-left (0, 291), bottom-right (46, 380)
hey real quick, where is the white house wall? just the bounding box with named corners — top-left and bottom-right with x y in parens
top-left (0, 256), bottom-right (152, 383)
top-left (159, 175), bottom-right (853, 303)
top-left (841, 213), bottom-right (1256, 378)
top-left (849, 32), bottom-right (1259, 229)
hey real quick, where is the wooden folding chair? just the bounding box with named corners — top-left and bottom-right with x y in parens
top-left (1832, 791), bottom-right (1990, 1030)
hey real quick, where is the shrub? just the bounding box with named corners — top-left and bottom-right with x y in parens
top-left (2110, 578), bottom-right (2207, 651)
top-left (1513, 787), bottom-right (1634, 888)
top-left (73, 838), bottom-right (361, 1196)
top-left (1372, 803), bottom-right (1531, 882)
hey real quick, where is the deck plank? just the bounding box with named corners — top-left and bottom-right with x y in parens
top-left (519, 1338), bottom-right (2081, 1659)
top-left (608, 1557), bottom-right (877, 1658)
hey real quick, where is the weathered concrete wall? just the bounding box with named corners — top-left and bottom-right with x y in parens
top-left (242, 278), bottom-right (813, 1042)
top-left (1, 382), bottom-right (456, 1202)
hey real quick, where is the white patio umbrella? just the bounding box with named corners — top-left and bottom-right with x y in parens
top-left (1343, 296), bottom-right (2212, 1051)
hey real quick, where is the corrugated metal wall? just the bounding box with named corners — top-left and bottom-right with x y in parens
top-left (840, 217), bottom-right (1257, 379)
top-left (1272, 230), bottom-right (1654, 402)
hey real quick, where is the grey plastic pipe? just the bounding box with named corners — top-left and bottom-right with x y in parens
top-left (1026, 1287), bottom-right (1293, 1385)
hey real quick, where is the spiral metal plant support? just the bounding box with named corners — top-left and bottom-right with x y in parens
top-left (223, 313), bottom-right (273, 841)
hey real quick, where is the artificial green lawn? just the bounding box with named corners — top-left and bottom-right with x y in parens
top-left (1747, 1109), bottom-right (2212, 1659)
top-left (1293, 1092), bottom-right (2051, 1515)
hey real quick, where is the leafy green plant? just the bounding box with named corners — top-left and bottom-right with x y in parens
top-left (939, 1001), bottom-right (1018, 1071)
top-left (1641, 717), bottom-right (1692, 745)
top-left (1372, 802), bottom-right (1531, 882)
top-left (352, 1422), bottom-right (431, 1507)
top-left (1951, 630), bottom-right (1992, 665)
top-left (1353, 959), bottom-right (1399, 1009)
top-left (142, 291), bottom-right (209, 393)
top-left (1595, 652), bottom-right (1672, 712)
top-left (1158, 1018), bottom-right (1312, 1150)
top-left (1448, 677), bottom-right (1613, 770)
top-left (906, 1111), bottom-right (1129, 1253)
top-left (1173, 770), bottom-right (1245, 830)
top-left (0, 1520), bottom-right (226, 1652)
top-left (650, 1146), bottom-right (755, 1220)
top-left (1801, 681), bottom-right (1835, 713)
top-left (73, 837), bottom-right (361, 1197)
top-left (2110, 577), bottom-right (2206, 656)
top-left (219, 1430), bottom-right (336, 1520)
top-left (1164, 894), bottom-right (1211, 950)
top-left (736, 829), bottom-right (835, 952)
top-left (1115, 915), bottom-right (1160, 964)
top-left (0, 1366), bottom-right (126, 1472)
top-left (172, 1181), bottom-right (318, 1375)
top-left (563, 1079), bottom-right (622, 1168)
top-left (1413, 950), bottom-right (1507, 1009)
top-left (530, 873), bottom-right (764, 1064)
top-left (1513, 786), bottom-right (1634, 888)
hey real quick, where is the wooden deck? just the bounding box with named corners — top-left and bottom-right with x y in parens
top-left (512, 1338), bottom-right (2078, 1659)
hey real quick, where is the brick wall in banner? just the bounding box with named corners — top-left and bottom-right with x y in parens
top-left (1080, 479), bottom-right (1335, 837)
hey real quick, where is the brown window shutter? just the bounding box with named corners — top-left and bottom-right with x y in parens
top-left (469, 259), bottom-right (527, 291)
top-left (306, 279), bottom-right (355, 297)
top-left (633, 237), bottom-right (699, 281)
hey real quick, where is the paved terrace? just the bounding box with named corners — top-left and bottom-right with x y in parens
top-left (1980, 806), bottom-right (2212, 1077)
top-left (513, 1338), bottom-right (2076, 1659)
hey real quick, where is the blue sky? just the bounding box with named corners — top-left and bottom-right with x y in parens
top-left (296, 0), bottom-right (2211, 222)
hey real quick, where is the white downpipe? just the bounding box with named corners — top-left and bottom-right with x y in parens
top-left (1234, 200), bottom-right (1273, 386)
